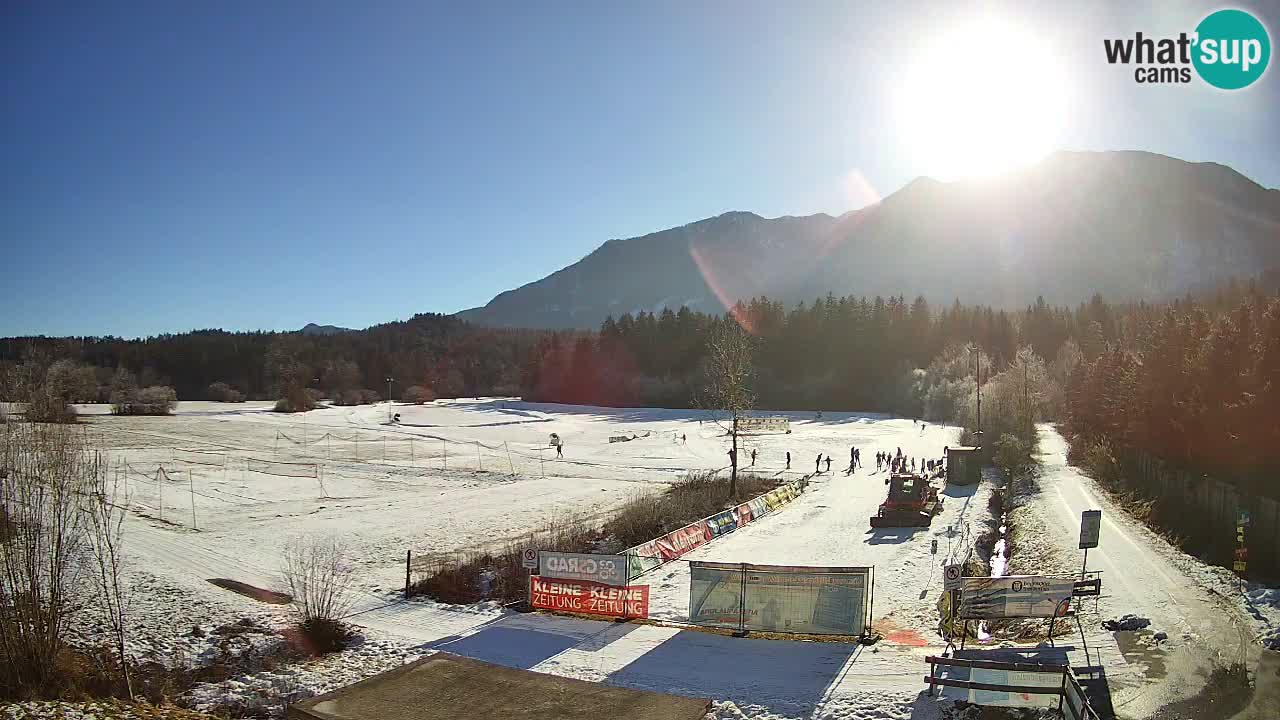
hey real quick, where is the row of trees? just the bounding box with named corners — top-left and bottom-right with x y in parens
top-left (0, 355), bottom-right (176, 421)
top-left (1, 313), bottom-right (543, 408)
top-left (522, 293), bottom-right (1096, 415)
top-left (1064, 292), bottom-right (1280, 496)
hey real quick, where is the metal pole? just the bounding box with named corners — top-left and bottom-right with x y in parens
top-left (867, 566), bottom-right (875, 638)
top-left (539, 447), bottom-right (545, 477)
top-left (189, 469), bottom-right (197, 530)
top-left (1080, 548), bottom-right (1088, 581)
top-left (738, 563), bottom-right (746, 636)
top-left (476, 442), bottom-right (482, 470)
top-left (505, 442), bottom-right (515, 475)
top-left (405, 550), bottom-right (411, 598)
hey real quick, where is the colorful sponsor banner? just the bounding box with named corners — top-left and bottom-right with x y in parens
top-left (708, 510), bottom-right (738, 537)
top-left (958, 576), bottom-right (1075, 619)
top-left (622, 481), bottom-right (807, 579)
top-left (657, 520), bottom-right (712, 559)
top-left (529, 576), bottom-right (649, 618)
top-left (689, 562), bottom-right (872, 635)
top-left (538, 551), bottom-right (628, 586)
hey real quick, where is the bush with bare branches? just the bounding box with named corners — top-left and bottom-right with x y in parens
top-left (0, 421), bottom-right (129, 697)
top-left (279, 536), bottom-right (354, 652)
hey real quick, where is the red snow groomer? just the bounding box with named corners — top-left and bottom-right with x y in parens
top-left (869, 473), bottom-right (943, 528)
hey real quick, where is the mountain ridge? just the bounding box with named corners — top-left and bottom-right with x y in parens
top-left (457, 151), bottom-right (1280, 329)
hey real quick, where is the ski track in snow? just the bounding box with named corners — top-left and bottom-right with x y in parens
top-left (69, 401), bottom-right (1277, 719)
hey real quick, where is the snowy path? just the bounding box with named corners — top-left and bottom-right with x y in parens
top-left (644, 421), bottom-right (985, 641)
top-left (1031, 424), bottom-right (1263, 717)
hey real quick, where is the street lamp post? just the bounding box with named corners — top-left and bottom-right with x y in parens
top-left (385, 376), bottom-right (394, 422)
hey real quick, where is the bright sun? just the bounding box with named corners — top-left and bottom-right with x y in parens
top-left (897, 17), bottom-right (1068, 181)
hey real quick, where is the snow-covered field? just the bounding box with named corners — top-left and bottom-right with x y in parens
top-left (71, 402), bottom-right (1277, 719)
top-left (78, 400), bottom-right (981, 717)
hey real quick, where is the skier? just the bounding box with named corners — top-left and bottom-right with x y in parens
top-left (682, 433), bottom-right (687, 444)
top-left (786, 451), bottom-right (791, 470)
top-left (849, 447), bottom-right (856, 473)
top-left (815, 454), bottom-right (822, 474)
top-left (557, 442), bottom-right (564, 458)
top-left (824, 455), bottom-right (832, 473)
top-left (751, 448), bottom-right (757, 467)
top-left (854, 447), bottom-right (861, 469)
top-left (911, 457), bottom-right (916, 473)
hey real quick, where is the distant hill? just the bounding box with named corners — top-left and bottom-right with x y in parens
top-left (300, 323), bottom-right (353, 336)
top-left (458, 151), bottom-right (1280, 329)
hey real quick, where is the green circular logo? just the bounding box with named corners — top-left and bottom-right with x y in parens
top-left (1193, 9), bottom-right (1271, 89)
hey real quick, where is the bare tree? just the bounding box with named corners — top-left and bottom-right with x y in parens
top-left (698, 318), bottom-right (756, 497)
top-left (85, 467), bottom-right (131, 696)
top-left (279, 535), bottom-right (354, 651)
top-left (0, 421), bottom-right (115, 694)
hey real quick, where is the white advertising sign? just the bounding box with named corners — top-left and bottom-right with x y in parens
top-left (959, 576), bottom-right (1075, 619)
top-left (521, 548), bottom-right (538, 570)
top-left (538, 551), bottom-right (626, 586)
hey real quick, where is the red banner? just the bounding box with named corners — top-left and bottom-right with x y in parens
top-left (735, 502), bottom-right (754, 527)
top-left (530, 576), bottom-right (650, 618)
top-left (656, 520), bottom-right (712, 560)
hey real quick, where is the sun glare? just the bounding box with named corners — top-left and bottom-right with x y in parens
top-left (897, 17), bottom-right (1068, 181)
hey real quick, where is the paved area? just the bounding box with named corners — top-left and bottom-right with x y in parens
top-left (289, 652), bottom-right (710, 720)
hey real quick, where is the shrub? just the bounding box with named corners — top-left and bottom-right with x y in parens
top-left (279, 535), bottom-right (354, 653)
top-left (23, 388), bottom-right (77, 423)
top-left (409, 471), bottom-right (780, 604)
top-left (110, 386), bottom-right (176, 416)
top-left (207, 381), bottom-right (245, 403)
top-left (401, 385), bottom-right (435, 404)
top-left (274, 390), bottom-right (317, 413)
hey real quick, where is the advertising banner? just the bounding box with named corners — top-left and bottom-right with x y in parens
top-left (738, 417), bottom-right (790, 434)
top-left (735, 502), bottom-right (754, 527)
top-left (625, 541), bottom-right (663, 577)
top-left (743, 564), bottom-right (870, 635)
top-left (538, 552), bottom-right (627, 586)
top-left (708, 510), bottom-right (738, 537)
top-left (529, 576), bottom-right (649, 618)
top-left (689, 562), bottom-right (871, 635)
top-left (748, 496), bottom-right (769, 519)
top-left (688, 561), bottom-right (746, 629)
top-left (958, 576), bottom-right (1075, 619)
top-left (656, 520), bottom-right (712, 559)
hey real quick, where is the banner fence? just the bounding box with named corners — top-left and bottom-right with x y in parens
top-left (688, 562), bottom-right (874, 637)
top-left (622, 477), bottom-right (809, 579)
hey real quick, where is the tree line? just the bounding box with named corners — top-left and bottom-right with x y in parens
top-left (1064, 285), bottom-right (1280, 498)
top-left (0, 313), bottom-right (543, 411)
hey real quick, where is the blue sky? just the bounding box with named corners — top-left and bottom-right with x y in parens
top-left (3, 1), bottom-right (1278, 337)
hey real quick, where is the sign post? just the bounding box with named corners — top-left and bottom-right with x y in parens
top-left (1235, 510), bottom-right (1249, 590)
top-left (522, 548), bottom-right (538, 606)
top-left (1078, 510), bottom-right (1101, 580)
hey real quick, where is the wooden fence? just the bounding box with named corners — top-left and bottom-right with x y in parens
top-left (1126, 452), bottom-right (1278, 578)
